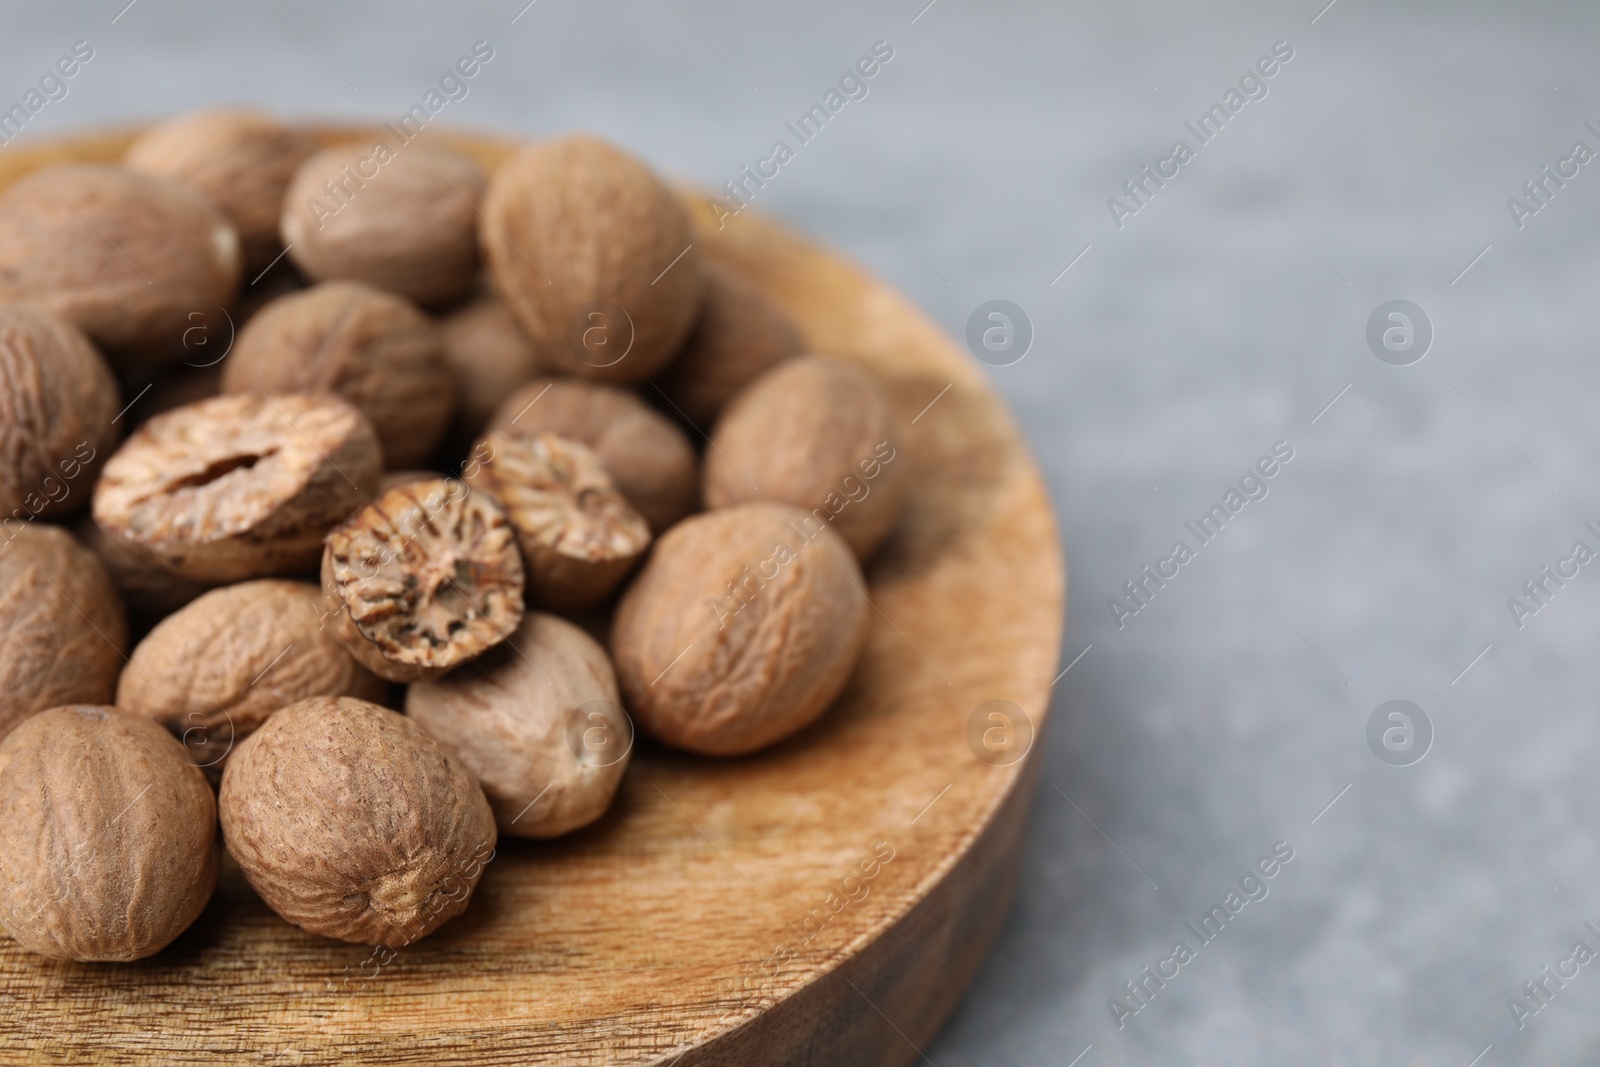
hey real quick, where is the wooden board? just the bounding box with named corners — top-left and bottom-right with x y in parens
top-left (0, 127), bottom-right (1066, 1066)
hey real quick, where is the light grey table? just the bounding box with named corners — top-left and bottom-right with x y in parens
top-left (7, 1), bottom-right (1600, 1062)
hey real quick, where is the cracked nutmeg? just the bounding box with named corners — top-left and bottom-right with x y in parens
top-left (92, 392), bottom-right (382, 583)
top-left (486, 377), bottom-right (698, 533)
top-left (320, 477), bottom-right (525, 683)
top-left (0, 164), bottom-right (241, 368)
top-left (481, 135), bottom-right (703, 383)
top-left (221, 281), bottom-right (456, 469)
top-left (610, 502), bottom-right (867, 757)
top-left (408, 611), bottom-right (632, 839)
top-left (219, 695), bottom-right (496, 949)
top-left (0, 705), bottom-right (217, 962)
top-left (0, 524), bottom-right (128, 743)
top-left (117, 580), bottom-right (388, 774)
top-left (464, 431), bottom-right (651, 613)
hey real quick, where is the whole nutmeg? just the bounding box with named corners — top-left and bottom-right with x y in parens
top-left (440, 293), bottom-right (544, 448)
top-left (117, 580), bottom-right (387, 773)
top-left (220, 696), bottom-right (497, 948)
top-left (465, 432), bottom-right (650, 612)
top-left (482, 135), bottom-right (703, 383)
top-left (92, 392), bottom-right (382, 582)
top-left (75, 516), bottom-right (215, 623)
top-left (705, 357), bottom-right (905, 559)
top-left (321, 477), bottom-right (525, 683)
top-left (487, 377), bottom-right (697, 533)
top-left (221, 281), bottom-right (455, 468)
top-left (0, 303), bottom-right (119, 521)
top-left (0, 525), bottom-right (127, 742)
top-left (0, 164), bottom-right (241, 366)
top-left (611, 503), bottom-right (867, 756)
top-left (283, 142), bottom-right (486, 308)
top-left (408, 611), bottom-right (632, 838)
top-left (654, 259), bottom-right (803, 429)
top-left (0, 706), bottom-right (217, 962)
top-left (124, 108), bottom-right (319, 274)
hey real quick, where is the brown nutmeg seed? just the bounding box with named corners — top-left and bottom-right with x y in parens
top-left (487, 377), bottom-right (698, 533)
top-left (611, 502), bottom-right (867, 756)
top-left (465, 432), bottom-right (650, 613)
top-left (0, 303), bottom-right (120, 521)
top-left (124, 108), bottom-right (319, 275)
top-left (283, 143), bottom-right (486, 308)
top-left (408, 611), bottom-right (632, 839)
top-left (439, 292), bottom-right (545, 450)
top-left (0, 705), bottom-right (217, 961)
top-left (0, 164), bottom-right (241, 367)
top-left (704, 356), bottom-right (906, 559)
top-left (482, 135), bottom-right (703, 383)
top-left (0, 524), bottom-right (127, 742)
top-left (117, 580), bottom-right (387, 773)
top-left (321, 477), bottom-right (526, 683)
top-left (653, 259), bottom-right (803, 430)
top-left (92, 392), bottom-right (382, 582)
top-left (219, 696), bottom-right (497, 948)
top-left (221, 280), bottom-right (455, 468)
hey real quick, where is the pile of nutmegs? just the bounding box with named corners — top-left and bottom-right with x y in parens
top-left (0, 110), bottom-right (906, 961)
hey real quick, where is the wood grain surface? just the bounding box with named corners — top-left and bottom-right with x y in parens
top-left (0, 128), bottom-right (1065, 1066)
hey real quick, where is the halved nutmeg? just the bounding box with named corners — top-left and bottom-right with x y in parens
top-left (320, 477), bottom-right (525, 683)
top-left (92, 393), bottom-right (382, 582)
top-left (464, 431), bottom-right (650, 612)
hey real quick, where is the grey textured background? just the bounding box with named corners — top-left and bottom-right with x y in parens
top-left (7, 1), bottom-right (1600, 1063)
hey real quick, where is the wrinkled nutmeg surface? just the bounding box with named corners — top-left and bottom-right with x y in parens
top-left (487, 377), bottom-right (697, 533)
top-left (705, 356), bottom-right (905, 559)
top-left (654, 259), bottom-right (804, 429)
top-left (482, 135), bottom-right (703, 383)
top-left (0, 303), bottom-right (119, 520)
top-left (283, 143), bottom-right (486, 308)
top-left (117, 580), bottom-right (387, 772)
top-left (409, 611), bottom-right (632, 838)
top-left (0, 706), bottom-right (217, 961)
top-left (0, 164), bottom-right (241, 366)
top-left (124, 108), bottom-right (319, 274)
top-left (221, 281), bottom-right (455, 468)
top-left (92, 392), bottom-right (382, 582)
top-left (465, 432), bottom-right (650, 613)
top-left (611, 502), bottom-right (867, 756)
top-left (321, 477), bottom-right (525, 683)
top-left (0, 524), bottom-right (127, 742)
top-left (220, 696), bottom-right (496, 948)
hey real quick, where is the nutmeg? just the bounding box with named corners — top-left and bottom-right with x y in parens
top-left (439, 292), bottom-right (544, 449)
top-left (482, 135), bottom-right (703, 383)
top-left (320, 477), bottom-right (525, 683)
top-left (0, 303), bottom-right (119, 521)
top-left (220, 281), bottom-right (455, 468)
top-left (487, 377), bottom-right (697, 533)
top-left (0, 164), bottom-right (241, 367)
top-left (117, 580), bottom-right (387, 772)
top-left (408, 611), bottom-right (632, 838)
top-left (704, 357), bottom-right (905, 559)
top-left (654, 259), bottom-right (803, 429)
top-left (0, 524), bottom-right (127, 742)
top-left (464, 432), bottom-right (650, 612)
top-left (125, 108), bottom-right (319, 275)
top-left (92, 392), bottom-right (382, 582)
top-left (610, 502), bottom-right (867, 756)
top-left (0, 705), bottom-right (217, 961)
top-left (283, 142), bottom-right (486, 308)
top-left (74, 515), bottom-right (215, 624)
top-left (220, 696), bottom-right (497, 948)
